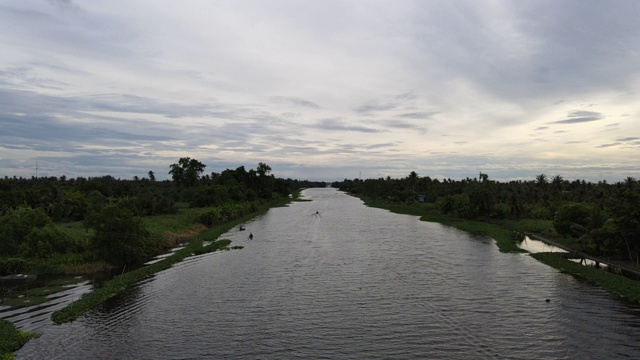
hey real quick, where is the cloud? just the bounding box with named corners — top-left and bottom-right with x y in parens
top-left (596, 143), bottom-right (620, 148)
top-left (1, 1), bottom-right (639, 182)
top-left (398, 111), bottom-right (439, 119)
top-left (270, 96), bottom-right (321, 109)
top-left (313, 118), bottom-right (382, 133)
top-left (354, 102), bottom-right (398, 115)
top-left (550, 110), bottom-right (604, 124)
top-left (617, 137), bottom-right (639, 142)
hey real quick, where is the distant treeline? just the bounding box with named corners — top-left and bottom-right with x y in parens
top-left (333, 172), bottom-right (640, 263)
top-left (0, 158), bottom-right (326, 272)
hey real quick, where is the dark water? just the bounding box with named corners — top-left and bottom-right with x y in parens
top-left (10, 188), bottom-right (640, 359)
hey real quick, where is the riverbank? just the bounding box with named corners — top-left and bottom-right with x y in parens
top-left (0, 319), bottom-right (38, 360)
top-left (51, 194), bottom-right (297, 324)
top-left (358, 196), bottom-right (640, 305)
top-left (0, 194), bottom-right (299, 357)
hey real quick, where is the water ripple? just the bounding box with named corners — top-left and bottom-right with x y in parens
top-left (15, 188), bottom-right (640, 359)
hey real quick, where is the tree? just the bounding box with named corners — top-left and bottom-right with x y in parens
top-left (169, 157), bottom-right (206, 187)
top-left (257, 162), bottom-right (272, 177)
top-left (85, 204), bottom-right (151, 266)
top-left (536, 173), bottom-right (548, 186)
top-left (148, 171), bottom-right (156, 182)
top-left (0, 206), bottom-right (52, 257)
top-left (408, 171), bottom-right (419, 192)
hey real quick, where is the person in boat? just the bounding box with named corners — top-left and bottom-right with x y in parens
top-left (239, 225), bottom-right (245, 231)
top-left (249, 232), bottom-right (253, 240)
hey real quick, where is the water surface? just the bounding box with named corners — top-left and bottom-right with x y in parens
top-left (13, 188), bottom-right (640, 359)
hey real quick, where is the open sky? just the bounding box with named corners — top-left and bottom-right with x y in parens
top-left (1, 0), bottom-right (638, 182)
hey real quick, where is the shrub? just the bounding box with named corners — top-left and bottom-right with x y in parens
top-left (84, 204), bottom-right (152, 266)
top-left (0, 206), bottom-right (52, 257)
top-left (0, 319), bottom-right (39, 359)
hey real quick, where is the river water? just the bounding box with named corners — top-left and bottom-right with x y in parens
top-left (12, 188), bottom-right (640, 359)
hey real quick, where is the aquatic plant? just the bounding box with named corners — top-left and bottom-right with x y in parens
top-left (0, 319), bottom-right (39, 360)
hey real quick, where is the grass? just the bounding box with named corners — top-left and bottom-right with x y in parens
top-left (0, 276), bottom-right (87, 310)
top-left (51, 235), bottom-right (206, 324)
top-left (363, 199), bottom-right (526, 253)
top-left (50, 196), bottom-right (294, 324)
top-left (531, 252), bottom-right (640, 304)
top-left (0, 319), bottom-right (39, 360)
top-left (359, 196), bottom-right (640, 305)
top-left (1, 296), bottom-right (50, 309)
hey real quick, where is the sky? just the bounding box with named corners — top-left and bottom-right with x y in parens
top-left (1, 0), bottom-right (639, 183)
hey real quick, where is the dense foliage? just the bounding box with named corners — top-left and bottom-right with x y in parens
top-left (334, 173), bottom-right (640, 262)
top-left (0, 319), bottom-right (39, 360)
top-left (0, 160), bottom-right (326, 272)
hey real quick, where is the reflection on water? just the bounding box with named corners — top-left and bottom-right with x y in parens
top-left (569, 257), bottom-right (609, 268)
top-left (518, 236), bottom-right (609, 269)
top-left (518, 236), bottom-right (567, 253)
top-left (14, 188), bottom-right (640, 359)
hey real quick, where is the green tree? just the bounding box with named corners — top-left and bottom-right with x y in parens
top-left (553, 203), bottom-right (591, 239)
top-left (169, 157), bottom-right (206, 187)
top-left (85, 204), bottom-right (151, 266)
top-left (0, 206), bottom-right (51, 257)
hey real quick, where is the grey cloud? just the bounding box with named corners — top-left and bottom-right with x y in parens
top-left (48, 0), bottom-right (79, 11)
top-left (354, 102), bottom-right (397, 115)
top-left (270, 96), bottom-right (321, 109)
top-left (596, 143), bottom-right (619, 148)
top-left (313, 119), bottom-right (382, 133)
top-left (1, 2), bottom-right (136, 62)
top-left (617, 137), bottom-right (639, 142)
top-left (366, 142), bottom-right (399, 150)
top-left (550, 110), bottom-right (603, 124)
top-left (398, 111), bottom-right (439, 119)
top-left (0, 88), bottom-right (230, 120)
top-left (395, 92), bottom-right (416, 101)
top-left (568, 111), bottom-right (601, 118)
top-left (551, 117), bottom-right (601, 124)
top-left (380, 120), bottom-right (428, 133)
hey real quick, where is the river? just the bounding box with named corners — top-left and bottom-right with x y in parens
top-left (11, 188), bottom-right (640, 359)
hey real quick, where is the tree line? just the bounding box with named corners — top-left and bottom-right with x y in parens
top-left (333, 172), bottom-right (640, 263)
top-left (0, 159), bottom-right (326, 272)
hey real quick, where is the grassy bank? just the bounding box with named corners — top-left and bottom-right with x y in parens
top-left (50, 196), bottom-right (292, 324)
top-left (362, 198), bottom-right (526, 253)
top-left (0, 319), bottom-right (39, 360)
top-left (358, 196), bottom-right (640, 305)
top-left (531, 252), bottom-right (640, 304)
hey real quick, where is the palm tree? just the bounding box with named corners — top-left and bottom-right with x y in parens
top-left (408, 171), bottom-right (418, 192)
top-left (536, 173), bottom-right (548, 186)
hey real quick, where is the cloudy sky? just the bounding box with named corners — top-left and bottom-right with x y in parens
top-left (1, 0), bottom-right (638, 182)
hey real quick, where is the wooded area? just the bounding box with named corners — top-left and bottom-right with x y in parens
top-left (0, 158), bottom-right (325, 273)
top-left (334, 172), bottom-right (640, 264)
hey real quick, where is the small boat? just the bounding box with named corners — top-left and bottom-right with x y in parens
top-left (238, 226), bottom-right (245, 231)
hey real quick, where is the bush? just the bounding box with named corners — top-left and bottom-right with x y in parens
top-left (491, 202), bottom-right (511, 219)
top-left (0, 258), bottom-right (31, 275)
top-left (553, 203), bottom-right (592, 237)
top-left (0, 319), bottom-right (39, 359)
top-left (0, 206), bottom-right (52, 257)
top-left (21, 224), bottom-right (75, 258)
top-left (85, 204), bottom-right (152, 266)
top-left (526, 204), bottom-right (552, 220)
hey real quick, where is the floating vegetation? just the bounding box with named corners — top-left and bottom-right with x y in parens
top-left (0, 319), bottom-right (39, 360)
